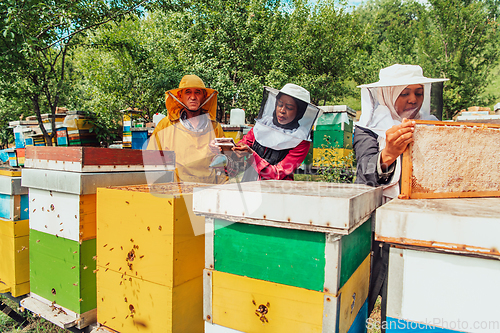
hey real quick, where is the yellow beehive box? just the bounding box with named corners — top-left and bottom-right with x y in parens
top-left (0, 218), bottom-right (29, 297)
top-left (96, 183), bottom-right (206, 333)
top-left (205, 254), bottom-right (370, 333)
top-left (313, 148), bottom-right (353, 167)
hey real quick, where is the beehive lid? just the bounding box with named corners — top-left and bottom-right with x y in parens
top-left (193, 180), bottom-right (382, 234)
top-left (22, 168), bottom-right (174, 195)
top-left (107, 182), bottom-right (206, 195)
top-left (0, 175), bottom-right (27, 195)
top-left (318, 105), bottom-right (356, 117)
top-left (375, 198), bottom-right (500, 258)
top-left (24, 146), bottom-right (174, 172)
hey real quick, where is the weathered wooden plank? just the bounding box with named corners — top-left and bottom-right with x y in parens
top-left (213, 219), bottom-right (326, 291)
top-left (21, 294), bottom-right (97, 329)
top-left (204, 269), bottom-right (213, 323)
top-left (25, 146), bottom-right (175, 172)
top-left (26, 146), bottom-right (175, 165)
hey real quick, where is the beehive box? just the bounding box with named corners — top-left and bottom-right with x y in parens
top-left (313, 148), bottom-right (353, 167)
top-left (96, 183), bottom-right (207, 333)
top-left (385, 248), bottom-right (500, 332)
top-left (194, 181), bottom-right (383, 333)
top-left (0, 174), bottom-right (29, 221)
top-left (313, 130), bottom-right (352, 149)
top-left (20, 147), bottom-right (175, 330)
top-left (375, 198), bottom-right (500, 259)
top-left (0, 218), bottom-right (29, 297)
top-left (375, 197), bottom-right (500, 332)
top-left (0, 173), bottom-right (30, 297)
top-left (27, 229), bottom-right (96, 316)
top-left (400, 120), bottom-right (500, 199)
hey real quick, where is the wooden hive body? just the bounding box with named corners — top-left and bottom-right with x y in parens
top-left (0, 175), bottom-right (28, 221)
top-left (194, 181), bottom-right (382, 333)
top-left (0, 174), bottom-right (29, 297)
top-left (401, 120), bottom-right (500, 199)
top-left (21, 146), bottom-right (175, 330)
top-left (376, 197), bottom-right (500, 332)
top-left (204, 220), bottom-right (371, 333)
top-left (29, 229), bottom-right (96, 314)
top-left (0, 218), bottom-right (29, 297)
top-left (386, 248), bottom-right (500, 332)
top-left (96, 183), bottom-right (206, 333)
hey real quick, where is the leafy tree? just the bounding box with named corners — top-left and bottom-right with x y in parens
top-left (351, 0), bottom-right (423, 85)
top-left (286, 0), bottom-right (365, 106)
top-left (417, 0), bottom-right (500, 119)
top-left (0, 0), bottom-right (154, 145)
top-left (73, 14), bottom-right (184, 123)
top-left (169, 0), bottom-right (289, 122)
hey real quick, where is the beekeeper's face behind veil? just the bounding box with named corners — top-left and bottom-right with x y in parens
top-left (357, 64), bottom-right (448, 138)
top-left (253, 84), bottom-right (322, 151)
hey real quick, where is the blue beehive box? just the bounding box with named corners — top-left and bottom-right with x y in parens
top-left (131, 128), bottom-right (148, 150)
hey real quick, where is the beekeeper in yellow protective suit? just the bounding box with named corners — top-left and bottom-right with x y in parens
top-left (147, 75), bottom-right (226, 184)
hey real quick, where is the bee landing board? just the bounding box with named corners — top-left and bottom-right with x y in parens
top-left (21, 293), bottom-right (97, 330)
top-left (400, 120), bottom-right (500, 199)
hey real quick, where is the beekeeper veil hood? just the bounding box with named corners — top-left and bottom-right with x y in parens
top-left (253, 83), bottom-right (322, 150)
top-left (356, 64), bottom-right (448, 137)
top-left (165, 75), bottom-right (218, 122)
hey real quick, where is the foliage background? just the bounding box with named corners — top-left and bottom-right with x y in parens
top-left (0, 0), bottom-right (499, 144)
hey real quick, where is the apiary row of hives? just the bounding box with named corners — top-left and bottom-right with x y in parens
top-left (2, 119), bottom-right (500, 333)
top-left (4, 146), bottom-right (175, 330)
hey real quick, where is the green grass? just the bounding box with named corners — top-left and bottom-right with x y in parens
top-left (0, 295), bottom-right (67, 333)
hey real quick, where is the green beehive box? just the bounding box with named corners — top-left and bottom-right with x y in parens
top-left (213, 218), bottom-right (371, 292)
top-left (316, 119), bottom-right (353, 133)
top-left (29, 229), bottom-right (97, 314)
top-left (194, 181), bottom-right (383, 333)
top-left (316, 107), bottom-right (355, 132)
top-left (313, 130), bottom-right (352, 149)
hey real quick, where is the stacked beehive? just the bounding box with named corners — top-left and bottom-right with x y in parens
top-left (376, 198), bottom-right (500, 332)
top-left (96, 183), bottom-right (206, 332)
top-left (20, 146), bottom-right (174, 330)
top-left (313, 105), bottom-right (355, 167)
top-left (64, 111), bottom-right (99, 146)
top-left (193, 181), bottom-right (382, 333)
top-left (0, 169), bottom-right (30, 297)
top-left (376, 120), bottom-right (500, 332)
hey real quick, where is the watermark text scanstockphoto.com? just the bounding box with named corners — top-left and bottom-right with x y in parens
top-left (366, 318), bottom-right (500, 331)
